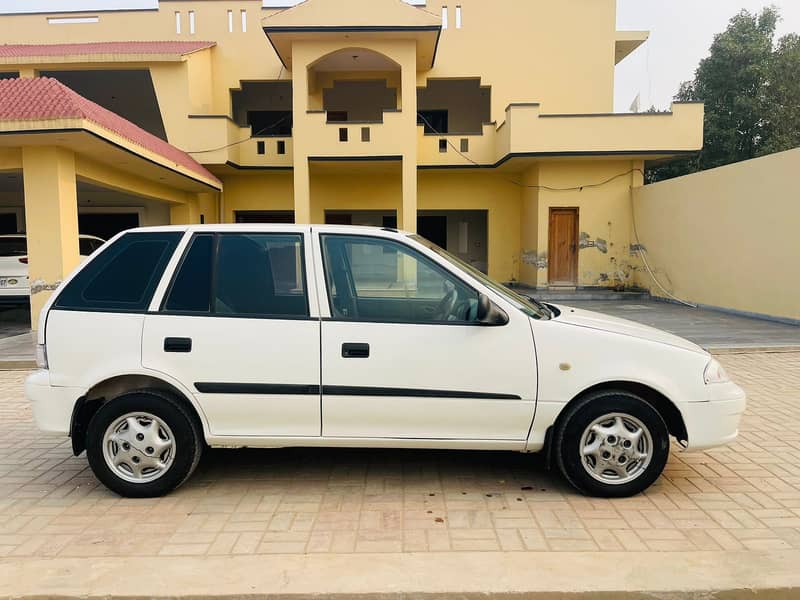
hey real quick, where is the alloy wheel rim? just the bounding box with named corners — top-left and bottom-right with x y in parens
top-left (102, 412), bottom-right (175, 484)
top-left (579, 412), bottom-right (653, 485)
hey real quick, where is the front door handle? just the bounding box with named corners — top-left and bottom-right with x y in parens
top-left (342, 343), bottom-right (369, 358)
top-left (164, 337), bottom-right (192, 353)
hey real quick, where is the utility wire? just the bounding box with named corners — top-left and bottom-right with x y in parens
top-left (416, 111), bottom-right (645, 192)
top-left (185, 102), bottom-right (694, 306)
top-left (419, 112), bottom-right (696, 305)
top-left (630, 188), bottom-right (697, 308)
top-left (186, 113), bottom-right (292, 154)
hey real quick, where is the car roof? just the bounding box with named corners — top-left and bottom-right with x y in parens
top-left (132, 224), bottom-right (412, 236)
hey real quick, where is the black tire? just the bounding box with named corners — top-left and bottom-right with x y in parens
top-left (554, 390), bottom-right (669, 498)
top-left (86, 389), bottom-right (203, 498)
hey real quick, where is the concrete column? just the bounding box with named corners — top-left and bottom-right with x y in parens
top-left (401, 158), bottom-right (417, 232)
top-left (18, 67), bottom-right (37, 78)
top-left (170, 200), bottom-right (199, 224)
top-left (519, 166), bottom-right (540, 286)
top-left (399, 46), bottom-right (418, 232)
top-left (22, 146), bottom-right (80, 327)
top-left (291, 46), bottom-right (312, 224)
top-left (293, 159), bottom-right (311, 224)
top-left (196, 192), bottom-right (219, 224)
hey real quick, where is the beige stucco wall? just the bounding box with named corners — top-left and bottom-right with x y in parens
top-left (426, 0), bottom-right (617, 119)
top-left (633, 148), bottom-right (800, 322)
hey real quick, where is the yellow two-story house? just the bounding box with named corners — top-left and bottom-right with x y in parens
top-left (0, 0), bottom-right (703, 323)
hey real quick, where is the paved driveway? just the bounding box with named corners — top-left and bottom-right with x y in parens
top-left (561, 300), bottom-right (800, 350)
top-left (1, 352), bottom-right (799, 562)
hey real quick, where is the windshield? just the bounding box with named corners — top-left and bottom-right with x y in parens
top-left (410, 235), bottom-right (551, 320)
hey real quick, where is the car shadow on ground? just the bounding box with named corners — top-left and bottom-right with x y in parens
top-left (0, 305), bottom-right (30, 338)
top-left (189, 445), bottom-right (567, 496)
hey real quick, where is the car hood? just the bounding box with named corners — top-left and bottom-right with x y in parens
top-left (548, 304), bottom-right (707, 354)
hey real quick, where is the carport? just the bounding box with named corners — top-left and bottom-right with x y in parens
top-left (0, 77), bottom-right (221, 326)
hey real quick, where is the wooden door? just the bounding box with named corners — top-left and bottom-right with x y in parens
top-left (548, 208), bottom-right (579, 285)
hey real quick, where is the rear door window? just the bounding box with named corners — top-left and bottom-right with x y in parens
top-left (161, 232), bottom-right (309, 319)
top-left (54, 232), bottom-right (182, 312)
top-left (162, 234), bottom-right (213, 313)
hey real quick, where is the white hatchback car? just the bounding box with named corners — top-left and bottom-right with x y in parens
top-left (26, 225), bottom-right (746, 498)
top-left (0, 233), bottom-right (105, 303)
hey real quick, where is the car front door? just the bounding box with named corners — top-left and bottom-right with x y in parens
top-left (317, 233), bottom-right (537, 441)
top-left (142, 231), bottom-right (321, 438)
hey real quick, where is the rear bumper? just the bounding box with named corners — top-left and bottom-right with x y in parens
top-left (0, 287), bottom-right (29, 303)
top-left (25, 370), bottom-right (81, 435)
top-left (681, 382), bottom-right (747, 450)
top-left (0, 277), bottom-right (30, 299)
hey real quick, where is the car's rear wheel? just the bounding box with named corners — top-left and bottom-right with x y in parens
top-left (554, 390), bottom-right (670, 498)
top-left (86, 390), bottom-right (202, 498)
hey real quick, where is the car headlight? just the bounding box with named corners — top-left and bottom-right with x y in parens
top-left (704, 358), bottom-right (729, 385)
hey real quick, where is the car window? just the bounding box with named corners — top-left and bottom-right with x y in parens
top-left (0, 237), bottom-right (27, 257)
top-left (79, 237), bottom-right (104, 256)
top-left (163, 233), bottom-right (308, 318)
top-left (54, 232), bottom-right (181, 312)
top-left (215, 233), bottom-right (308, 318)
top-left (163, 234), bottom-right (213, 313)
top-left (321, 234), bottom-right (479, 323)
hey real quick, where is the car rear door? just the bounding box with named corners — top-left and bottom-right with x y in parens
top-left (142, 230), bottom-right (321, 438)
top-left (315, 232), bottom-right (537, 441)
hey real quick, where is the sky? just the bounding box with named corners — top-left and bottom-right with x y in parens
top-left (615, 0), bottom-right (800, 111)
top-left (2, 1), bottom-right (799, 113)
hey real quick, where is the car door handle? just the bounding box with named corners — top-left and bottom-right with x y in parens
top-left (164, 337), bottom-right (192, 353)
top-left (342, 343), bottom-right (369, 358)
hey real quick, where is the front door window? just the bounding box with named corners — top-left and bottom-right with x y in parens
top-left (321, 235), bottom-right (479, 323)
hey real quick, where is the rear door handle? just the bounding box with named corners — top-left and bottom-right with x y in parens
top-left (164, 337), bottom-right (192, 353)
top-left (342, 343), bottom-right (369, 358)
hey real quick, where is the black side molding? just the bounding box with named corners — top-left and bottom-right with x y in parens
top-left (194, 383), bottom-right (522, 400)
top-left (323, 386), bottom-right (522, 400)
top-left (195, 383), bottom-right (320, 395)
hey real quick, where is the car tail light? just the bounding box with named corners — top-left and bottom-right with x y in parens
top-left (18, 257), bottom-right (28, 264)
top-left (35, 344), bottom-right (48, 370)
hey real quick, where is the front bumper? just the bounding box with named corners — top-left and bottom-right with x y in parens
top-left (681, 381), bottom-right (747, 450)
top-left (25, 370), bottom-right (82, 434)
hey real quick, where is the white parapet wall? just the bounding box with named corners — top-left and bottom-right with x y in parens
top-left (633, 147), bottom-right (800, 323)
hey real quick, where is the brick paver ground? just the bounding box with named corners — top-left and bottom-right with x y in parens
top-left (1, 353), bottom-right (799, 559)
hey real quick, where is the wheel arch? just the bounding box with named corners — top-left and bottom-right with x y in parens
top-left (544, 380), bottom-right (688, 467)
top-left (70, 373), bottom-right (206, 456)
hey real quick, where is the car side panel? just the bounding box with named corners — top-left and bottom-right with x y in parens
top-left (526, 319), bottom-right (710, 450)
top-left (46, 310), bottom-right (147, 389)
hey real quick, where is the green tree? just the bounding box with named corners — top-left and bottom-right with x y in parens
top-left (762, 33), bottom-right (800, 153)
top-left (648, 7), bottom-right (800, 182)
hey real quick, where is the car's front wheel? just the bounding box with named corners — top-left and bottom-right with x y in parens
top-left (85, 390), bottom-right (203, 497)
top-left (554, 390), bottom-right (670, 498)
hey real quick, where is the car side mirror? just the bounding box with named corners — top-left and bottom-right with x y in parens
top-left (476, 293), bottom-right (509, 326)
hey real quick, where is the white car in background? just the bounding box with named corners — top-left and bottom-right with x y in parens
top-left (0, 233), bottom-right (105, 303)
top-left (25, 225), bottom-right (746, 498)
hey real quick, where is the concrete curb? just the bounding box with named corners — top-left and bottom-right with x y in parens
top-left (2, 551), bottom-right (800, 598)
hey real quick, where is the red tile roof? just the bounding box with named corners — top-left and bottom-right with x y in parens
top-left (0, 41), bottom-right (216, 58)
top-left (0, 77), bottom-right (220, 188)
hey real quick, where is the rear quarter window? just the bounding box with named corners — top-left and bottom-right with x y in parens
top-left (54, 232), bottom-right (182, 312)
